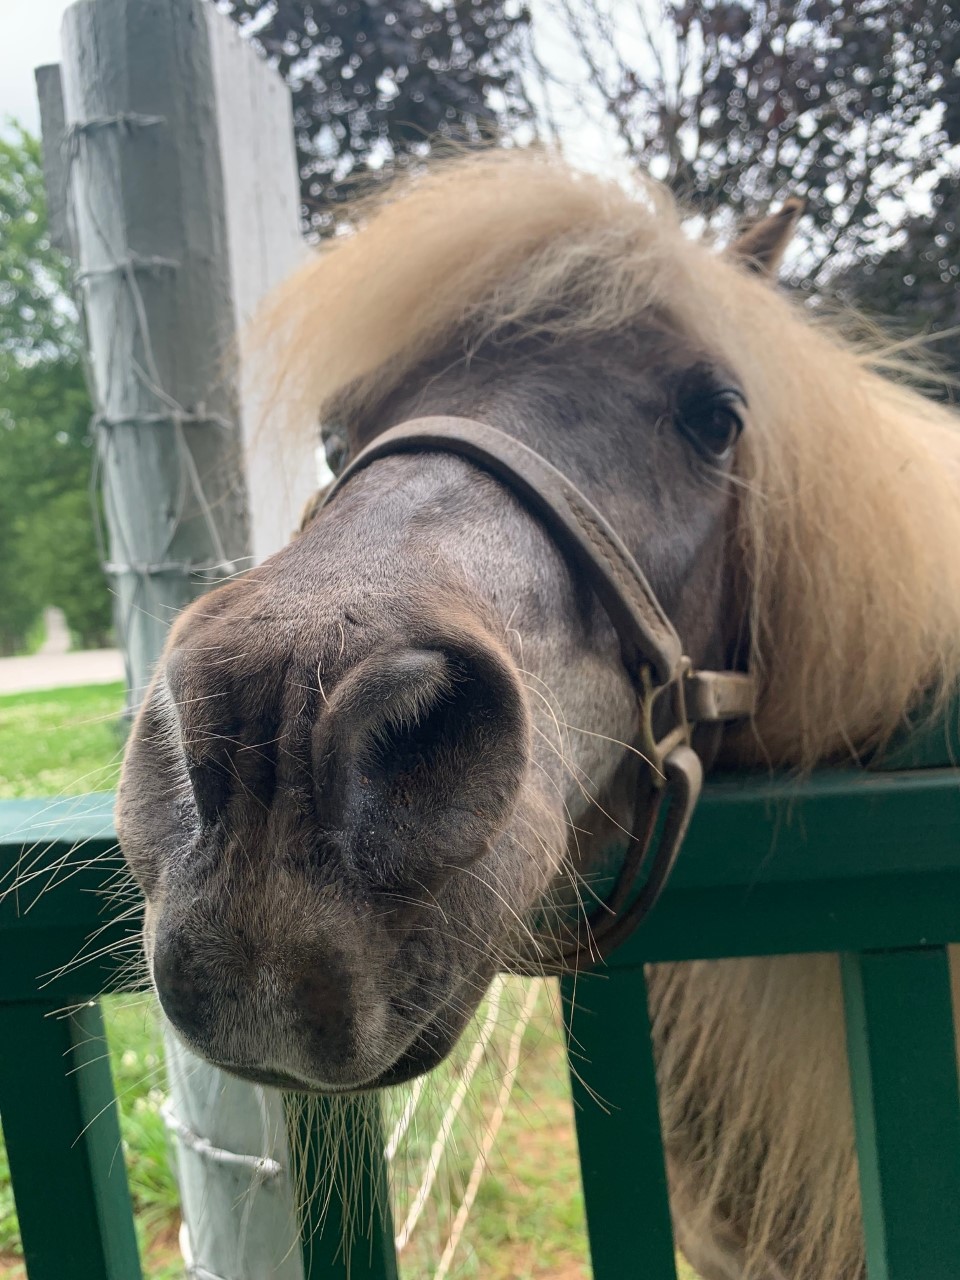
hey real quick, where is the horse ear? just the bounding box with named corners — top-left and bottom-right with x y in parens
top-left (730, 197), bottom-right (806, 277)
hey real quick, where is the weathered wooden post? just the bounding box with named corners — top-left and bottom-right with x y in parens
top-left (42, 1), bottom-right (316, 1274)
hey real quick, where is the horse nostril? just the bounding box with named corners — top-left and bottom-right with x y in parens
top-left (152, 923), bottom-right (207, 1045)
top-left (312, 635), bottom-right (529, 886)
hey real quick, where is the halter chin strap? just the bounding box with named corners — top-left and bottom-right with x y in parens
top-left (308, 415), bottom-right (755, 972)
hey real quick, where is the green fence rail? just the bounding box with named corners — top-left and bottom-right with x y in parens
top-left (3, 745), bottom-right (960, 1278)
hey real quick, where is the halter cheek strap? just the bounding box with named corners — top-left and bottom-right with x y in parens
top-left (308, 416), bottom-right (755, 972)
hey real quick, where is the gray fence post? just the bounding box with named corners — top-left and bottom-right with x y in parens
top-left (52, 1), bottom-right (314, 1274)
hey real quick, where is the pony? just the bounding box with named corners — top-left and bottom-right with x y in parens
top-left (115, 149), bottom-right (960, 1278)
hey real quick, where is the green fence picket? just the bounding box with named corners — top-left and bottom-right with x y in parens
top-left (292, 1093), bottom-right (398, 1280)
top-left (0, 999), bottom-right (142, 1280)
top-left (562, 970), bottom-right (678, 1280)
top-left (841, 947), bottom-right (960, 1280)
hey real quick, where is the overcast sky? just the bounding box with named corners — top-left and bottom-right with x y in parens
top-left (1, 0), bottom-right (73, 134)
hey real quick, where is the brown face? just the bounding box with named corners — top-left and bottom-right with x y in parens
top-left (116, 326), bottom-right (745, 1091)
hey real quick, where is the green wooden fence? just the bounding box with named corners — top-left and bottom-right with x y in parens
top-left (3, 720), bottom-right (960, 1279)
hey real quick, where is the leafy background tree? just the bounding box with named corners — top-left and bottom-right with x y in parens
top-left (222, 0), bottom-right (535, 233)
top-left (529, 0), bottom-right (960, 339)
top-left (0, 126), bottom-right (111, 654)
top-left (220, 0), bottom-right (959, 342)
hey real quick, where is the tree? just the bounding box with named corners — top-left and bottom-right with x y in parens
top-left (0, 127), bottom-right (111, 654)
top-left (530, 0), bottom-right (960, 304)
top-left (841, 170), bottom-right (960, 350)
top-left (222, 0), bottom-right (535, 232)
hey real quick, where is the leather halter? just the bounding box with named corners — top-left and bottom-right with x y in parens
top-left (305, 416), bottom-right (755, 972)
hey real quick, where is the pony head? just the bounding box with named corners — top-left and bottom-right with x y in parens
top-left (117, 151), bottom-right (960, 1090)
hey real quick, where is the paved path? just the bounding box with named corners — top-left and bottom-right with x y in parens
top-left (37, 606), bottom-right (71, 656)
top-left (0, 649), bottom-right (125, 696)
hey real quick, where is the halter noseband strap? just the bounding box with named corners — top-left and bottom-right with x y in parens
top-left (310, 416), bottom-right (755, 972)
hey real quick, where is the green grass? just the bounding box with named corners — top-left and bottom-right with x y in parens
top-left (0, 682), bottom-right (126, 799)
top-left (389, 985), bottom-right (591, 1280)
top-left (0, 683), bottom-right (699, 1280)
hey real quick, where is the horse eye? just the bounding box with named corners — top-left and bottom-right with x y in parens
top-left (322, 425), bottom-right (350, 477)
top-left (676, 389), bottom-right (746, 460)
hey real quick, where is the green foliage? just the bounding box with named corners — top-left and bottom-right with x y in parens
top-left (106, 996), bottom-right (181, 1234)
top-left (0, 125), bottom-right (111, 653)
top-left (0, 127), bottom-right (79, 360)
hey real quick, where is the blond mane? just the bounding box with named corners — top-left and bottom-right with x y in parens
top-left (257, 148), bottom-right (960, 768)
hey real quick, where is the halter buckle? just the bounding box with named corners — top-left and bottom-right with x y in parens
top-left (638, 658), bottom-right (694, 787)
